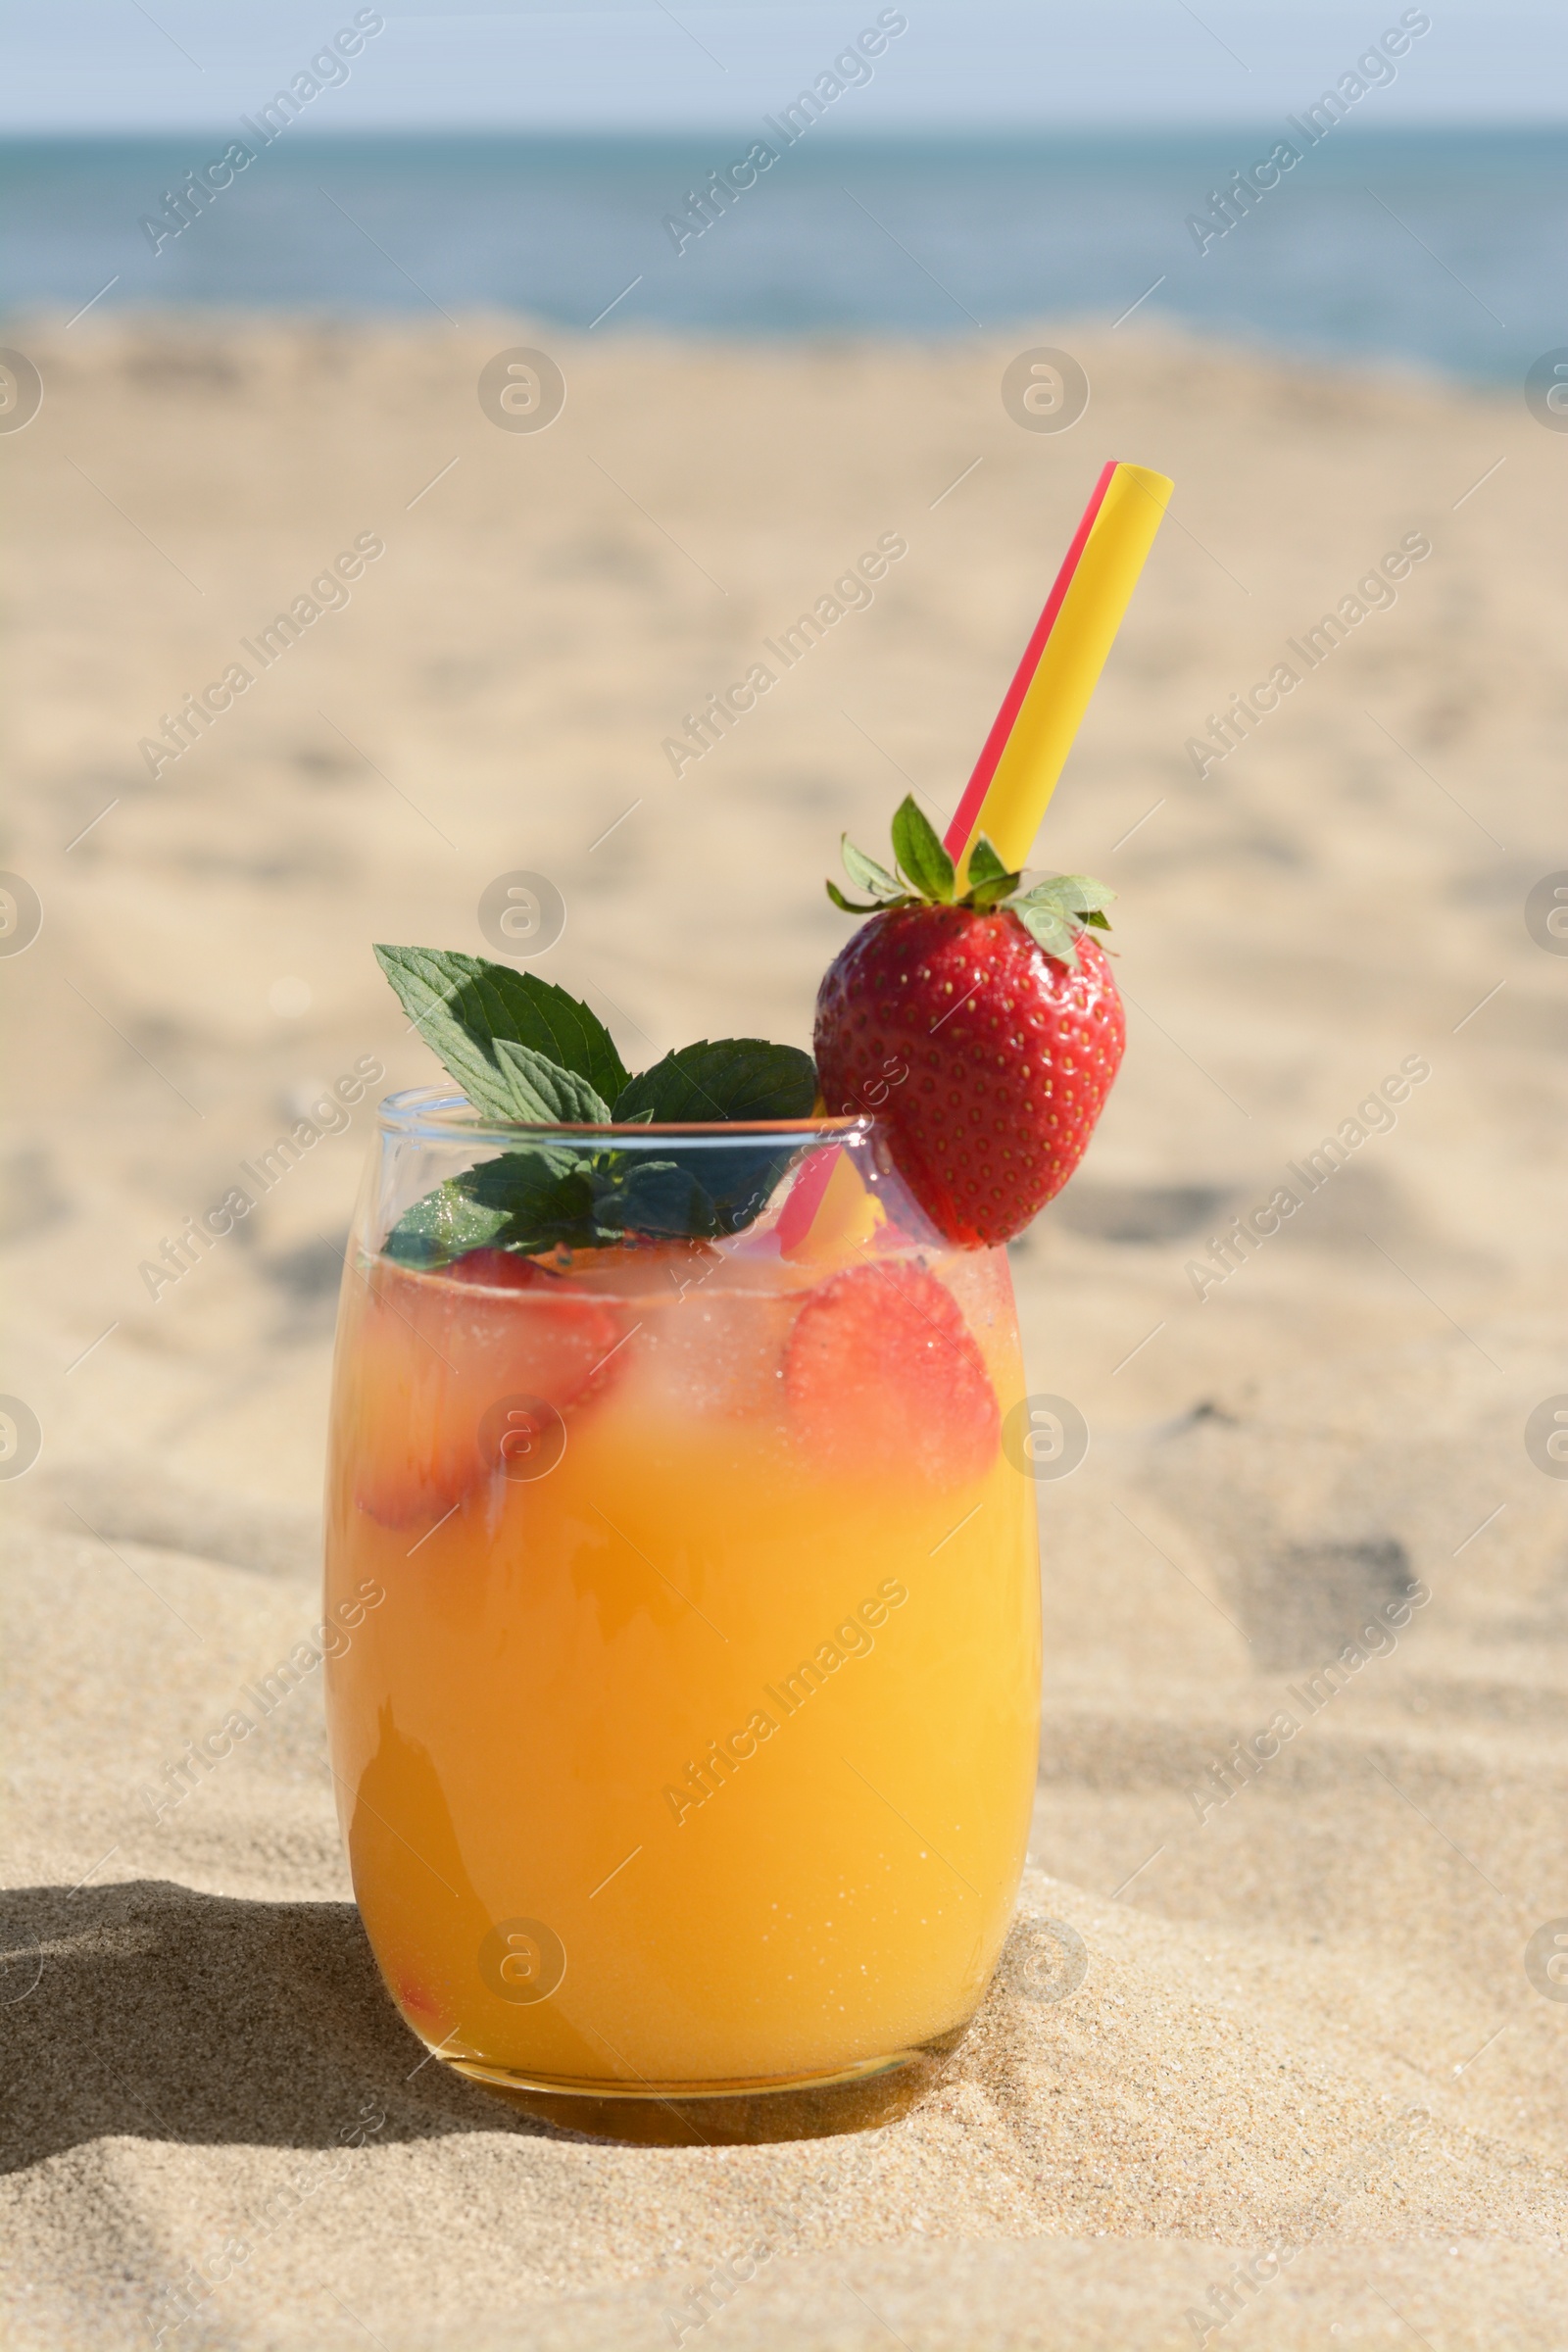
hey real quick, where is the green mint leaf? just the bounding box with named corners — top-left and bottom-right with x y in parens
top-left (612, 1144), bottom-right (802, 1239)
top-left (612, 1040), bottom-right (817, 1124)
top-left (468, 1152), bottom-right (724, 1250)
top-left (460, 1147), bottom-right (607, 1252)
top-left (390, 1126), bottom-right (805, 1263)
top-left (595, 1158), bottom-right (720, 1240)
top-left (383, 1178), bottom-right (512, 1267)
top-left (1083, 907), bottom-right (1111, 931)
top-left (678, 1141), bottom-right (803, 1232)
top-left (373, 945), bottom-right (631, 1112)
top-left (890, 795), bottom-right (956, 904)
top-left (841, 834), bottom-right (903, 901)
top-left (491, 1039), bottom-right (612, 1125)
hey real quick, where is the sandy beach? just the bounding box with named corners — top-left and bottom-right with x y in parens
top-left (2, 314), bottom-right (1565, 2347)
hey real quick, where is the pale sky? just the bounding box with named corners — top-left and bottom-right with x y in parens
top-left (4, 2), bottom-right (1566, 132)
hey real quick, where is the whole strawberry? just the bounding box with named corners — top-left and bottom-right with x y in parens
top-left (814, 796), bottom-right (1125, 1247)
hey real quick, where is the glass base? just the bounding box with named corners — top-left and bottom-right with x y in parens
top-left (445, 2023), bottom-right (971, 2145)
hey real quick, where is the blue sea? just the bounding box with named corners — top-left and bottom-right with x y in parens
top-left (1, 125), bottom-right (1558, 382)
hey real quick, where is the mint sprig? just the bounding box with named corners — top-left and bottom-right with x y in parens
top-left (374, 945), bottom-right (817, 1263)
top-left (373, 945), bottom-right (630, 1116)
top-left (827, 795), bottom-right (1113, 969)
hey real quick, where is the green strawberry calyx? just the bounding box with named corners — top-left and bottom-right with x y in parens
top-left (826, 794), bottom-right (1115, 969)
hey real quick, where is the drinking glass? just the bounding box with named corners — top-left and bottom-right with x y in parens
top-left (324, 1090), bottom-right (1040, 2139)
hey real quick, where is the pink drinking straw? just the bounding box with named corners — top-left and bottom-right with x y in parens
top-left (775, 1144), bottom-right (841, 1251)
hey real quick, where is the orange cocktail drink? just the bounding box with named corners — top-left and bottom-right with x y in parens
top-left (324, 1100), bottom-right (1040, 2117)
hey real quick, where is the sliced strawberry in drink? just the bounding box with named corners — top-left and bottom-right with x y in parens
top-left (349, 1254), bottom-right (625, 1530)
top-left (783, 1262), bottom-right (1000, 1488)
top-left (341, 1259), bottom-right (475, 1530)
top-left (437, 1249), bottom-right (628, 1400)
top-left (396, 1973), bottom-right (447, 2028)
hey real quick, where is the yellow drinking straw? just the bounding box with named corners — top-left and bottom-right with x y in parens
top-left (945, 459), bottom-right (1174, 881)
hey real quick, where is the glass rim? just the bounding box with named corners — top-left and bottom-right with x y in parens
top-left (374, 1085), bottom-right (872, 1148)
